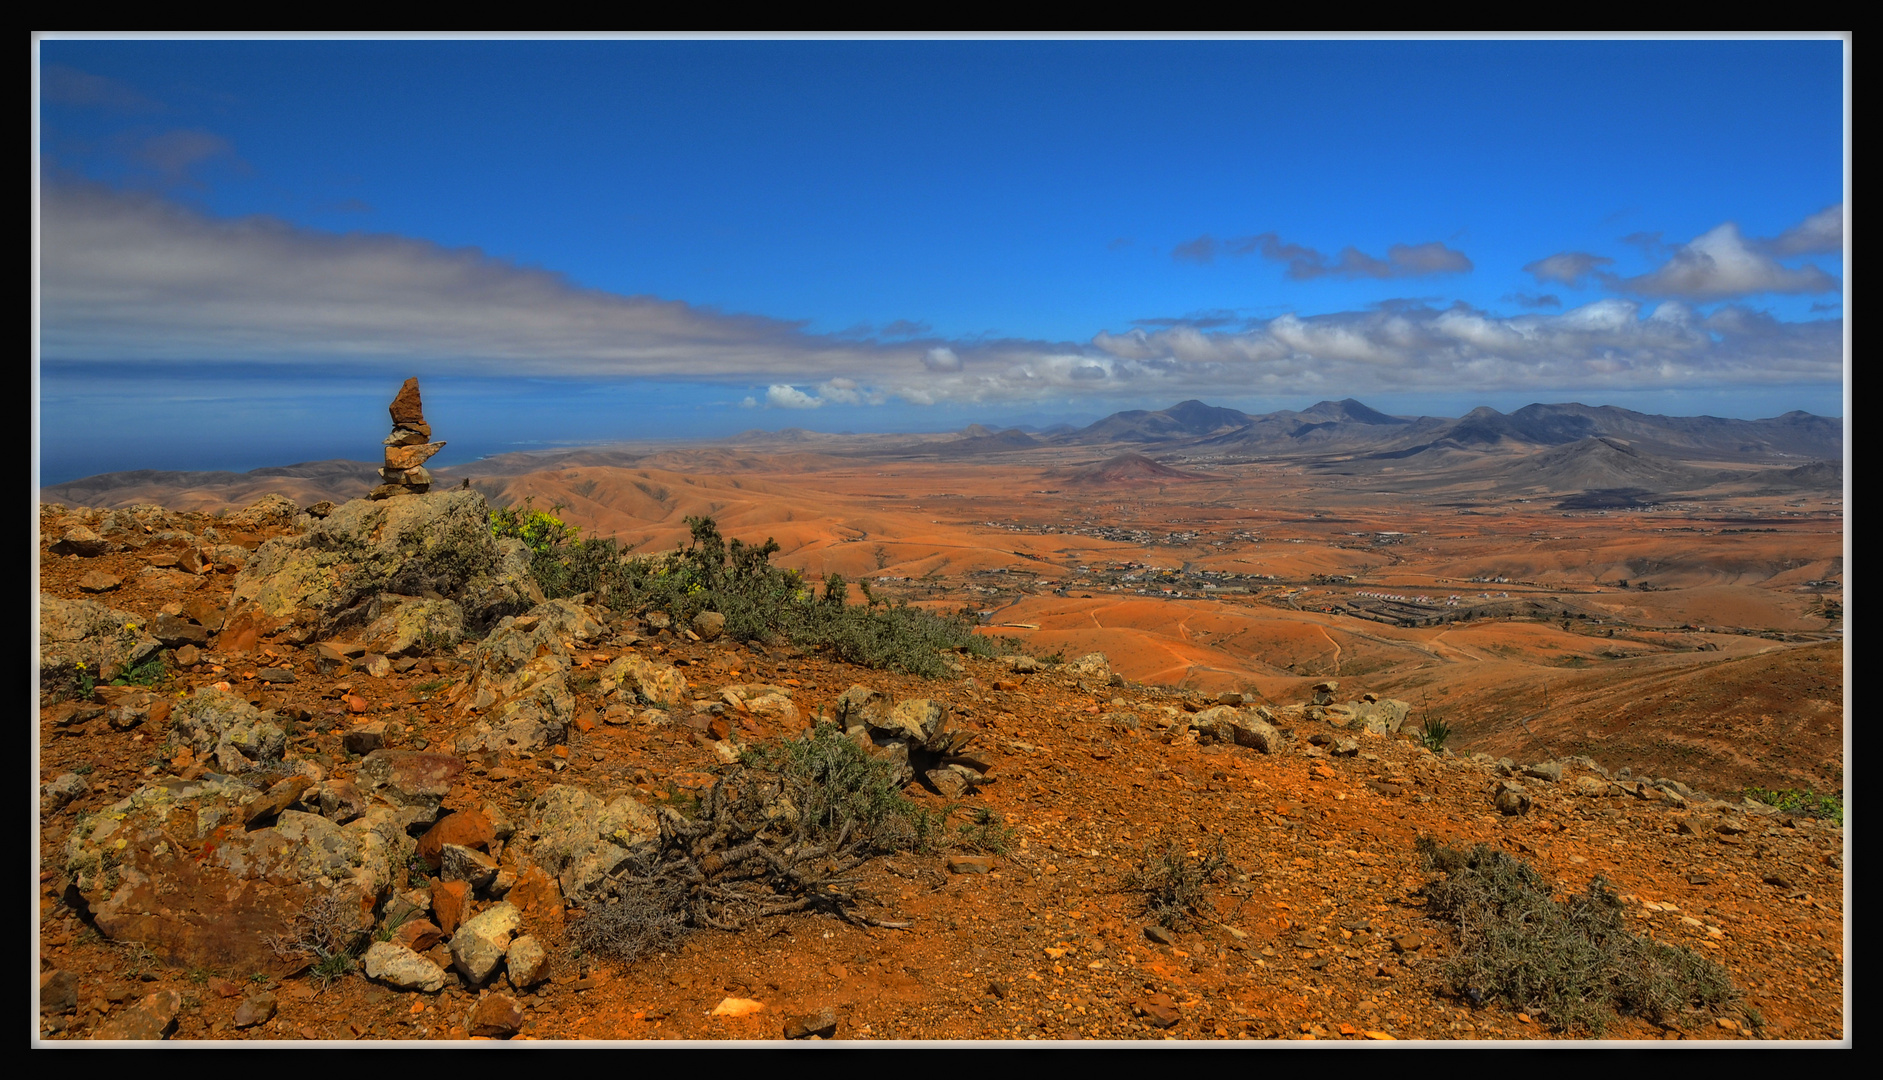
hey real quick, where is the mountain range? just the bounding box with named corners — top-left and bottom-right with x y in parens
top-left (39, 399), bottom-right (1843, 510)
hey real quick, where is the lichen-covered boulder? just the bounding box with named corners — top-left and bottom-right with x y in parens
top-left (355, 750), bottom-right (464, 827)
top-left (875, 698), bottom-right (945, 744)
top-left (521, 785), bottom-right (659, 905)
top-left (228, 489), bottom-right (540, 639)
top-left (1058, 652), bottom-right (1113, 681)
top-left (449, 600), bottom-right (614, 752)
top-left (62, 774), bottom-right (413, 972)
top-left (834, 685), bottom-right (891, 729)
top-left (223, 493), bottom-right (301, 531)
top-left (453, 651), bottom-right (574, 754)
top-left (464, 600), bottom-right (607, 684)
top-left (360, 595), bottom-right (465, 657)
top-left (721, 684), bottom-right (800, 728)
top-left (167, 686), bottom-right (288, 774)
top-left (597, 653), bottom-right (689, 708)
top-left (38, 595), bottom-right (162, 688)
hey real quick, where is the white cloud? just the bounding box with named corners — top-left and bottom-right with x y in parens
top-left (40, 183), bottom-right (892, 376)
top-left (765, 385), bottom-right (822, 409)
top-left (39, 185), bottom-right (1842, 411)
top-left (1619, 222), bottom-right (1837, 301)
top-left (1764, 204), bottom-right (1843, 256)
top-left (1088, 299), bottom-right (1840, 394)
top-left (1619, 222), bottom-right (1838, 300)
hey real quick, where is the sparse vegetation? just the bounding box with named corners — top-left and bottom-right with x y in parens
top-left (944, 805), bottom-right (1018, 855)
top-left (1126, 837), bottom-right (1237, 932)
top-left (1742, 786), bottom-right (1843, 825)
top-left (267, 887), bottom-right (369, 987)
top-left (1416, 838), bottom-right (1738, 1034)
top-left (111, 653), bottom-right (168, 689)
top-left (572, 722), bottom-right (934, 966)
top-left (1418, 715), bottom-right (1454, 754)
top-left (496, 510), bottom-right (997, 678)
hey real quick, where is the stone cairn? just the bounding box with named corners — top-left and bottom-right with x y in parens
top-left (370, 377), bottom-right (447, 500)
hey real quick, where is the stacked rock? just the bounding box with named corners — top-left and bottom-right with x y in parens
top-left (370, 378), bottom-right (447, 500)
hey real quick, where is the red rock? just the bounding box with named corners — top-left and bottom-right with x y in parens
top-left (1135, 992), bottom-right (1181, 1029)
top-left (416, 810), bottom-right (496, 871)
top-left (241, 776), bottom-right (315, 827)
top-left (506, 867), bottom-right (564, 935)
top-left (393, 919), bottom-right (445, 953)
top-left (183, 597), bottom-right (225, 631)
top-left (433, 881), bottom-right (471, 935)
top-left (389, 377), bottom-right (426, 426)
top-left (469, 993), bottom-right (523, 1037)
top-left (344, 694), bottom-right (371, 714)
top-left (77, 570), bottom-right (123, 592)
top-left (217, 609), bottom-right (282, 654)
top-left (93, 989), bottom-right (181, 1040)
top-left (384, 441), bottom-right (446, 471)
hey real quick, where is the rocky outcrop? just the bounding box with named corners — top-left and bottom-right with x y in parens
top-left (62, 774), bottom-right (415, 972)
top-left (166, 686), bottom-right (289, 775)
top-left (38, 595), bottom-right (162, 688)
top-left (521, 785), bottom-right (659, 905)
top-left (228, 488), bottom-right (540, 641)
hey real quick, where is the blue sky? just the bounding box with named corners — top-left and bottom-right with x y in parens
top-left (35, 35), bottom-right (1847, 483)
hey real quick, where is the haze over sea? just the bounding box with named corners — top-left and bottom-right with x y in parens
top-left (35, 35), bottom-right (1847, 485)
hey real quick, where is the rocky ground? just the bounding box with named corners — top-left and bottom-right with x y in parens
top-left (35, 495), bottom-right (1846, 1043)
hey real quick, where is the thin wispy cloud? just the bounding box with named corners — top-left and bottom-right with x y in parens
top-left (1090, 299), bottom-right (1841, 393)
top-left (1619, 231), bottom-right (1665, 256)
top-left (125, 129), bottom-right (247, 187)
top-left (1502, 292), bottom-right (1562, 309)
top-left (1180, 231), bottom-right (1473, 279)
top-left (1170, 235), bottom-right (1219, 264)
top-left (1523, 251), bottom-right (1613, 288)
top-left (42, 64), bottom-right (163, 112)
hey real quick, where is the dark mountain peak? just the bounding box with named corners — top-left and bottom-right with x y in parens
top-left (1446, 407), bottom-right (1524, 445)
top-left (1163, 400), bottom-right (1251, 431)
top-left (1298, 398), bottom-right (1406, 425)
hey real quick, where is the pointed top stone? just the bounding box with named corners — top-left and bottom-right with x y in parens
top-left (390, 378), bottom-right (425, 427)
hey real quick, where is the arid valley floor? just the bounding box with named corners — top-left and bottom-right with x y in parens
top-left (36, 399), bottom-right (1846, 1042)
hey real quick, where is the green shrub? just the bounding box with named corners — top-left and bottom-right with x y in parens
top-left (1742, 787), bottom-right (1843, 825)
top-left (743, 721), bottom-right (936, 854)
top-left (500, 510), bottom-right (997, 678)
top-left (1418, 715), bottom-right (1453, 753)
top-left (111, 653), bottom-right (167, 688)
top-left (490, 497), bottom-right (581, 555)
top-left (1416, 838), bottom-right (1738, 1033)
